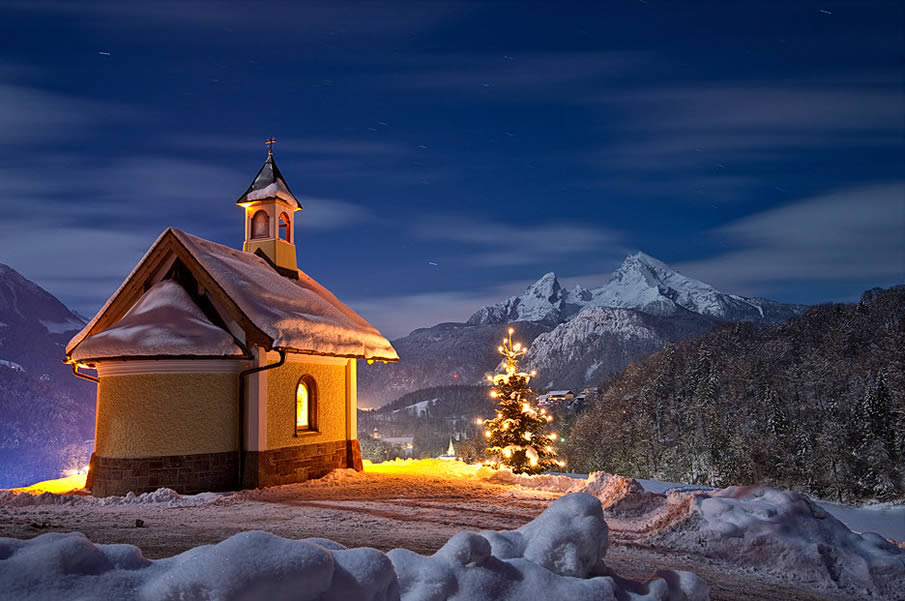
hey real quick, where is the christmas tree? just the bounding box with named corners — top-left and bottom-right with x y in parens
top-left (479, 328), bottom-right (563, 474)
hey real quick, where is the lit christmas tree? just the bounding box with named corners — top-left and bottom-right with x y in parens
top-left (479, 328), bottom-right (563, 474)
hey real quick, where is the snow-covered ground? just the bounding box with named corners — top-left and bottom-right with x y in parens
top-left (635, 477), bottom-right (905, 542)
top-left (1, 460), bottom-right (903, 601)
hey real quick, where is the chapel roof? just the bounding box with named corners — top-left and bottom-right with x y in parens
top-left (67, 228), bottom-right (398, 363)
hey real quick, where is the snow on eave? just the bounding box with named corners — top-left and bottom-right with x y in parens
top-left (66, 228), bottom-right (173, 358)
top-left (70, 280), bottom-right (246, 362)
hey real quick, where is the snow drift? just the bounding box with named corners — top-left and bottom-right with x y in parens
top-left (579, 475), bottom-right (905, 600)
top-left (0, 493), bottom-right (708, 601)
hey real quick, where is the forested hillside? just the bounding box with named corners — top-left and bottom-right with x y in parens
top-left (567, 286), bottom-right (905, 502)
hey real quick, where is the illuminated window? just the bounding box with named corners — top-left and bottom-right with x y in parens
top-left (278, 213), bottom-right (290, 242)
top-left (251, 210), bottom-right (269, 239)
top-left (296, 376), bottom-right (316, 431)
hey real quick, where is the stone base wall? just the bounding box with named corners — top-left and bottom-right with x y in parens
top-left (87, 451), bottom-right (238, 497)
top-left (242, 439), bottom-right (363, 489)
top-left (86, 440), bottom-right (363, 497)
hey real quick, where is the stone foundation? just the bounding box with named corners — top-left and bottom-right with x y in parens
top-left (242, 439), bottom-right (363, 489)
top-left (86, 451), bottom-right (238, 497)
top-left (86, 440), bottom-right (364, 497)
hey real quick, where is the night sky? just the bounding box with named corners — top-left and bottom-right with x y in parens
top-left (1, 1), bottom-right (902, 338)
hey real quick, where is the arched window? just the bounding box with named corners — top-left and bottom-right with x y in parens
top-left (278, 213), bottom-right (290, 242)
top-left (250, 210), bottom-right (270, 239)
top-left (296, 376), bottom-right (317, 431)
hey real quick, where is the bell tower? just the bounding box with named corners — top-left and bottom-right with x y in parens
top-left (237, 139), bottom-right (302, 275)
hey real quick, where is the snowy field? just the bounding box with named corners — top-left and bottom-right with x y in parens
top-left (1, 460), bottom-right (903, 601)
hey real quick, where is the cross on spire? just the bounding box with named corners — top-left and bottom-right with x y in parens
top-left (265, 136), bottom-right (276, 155)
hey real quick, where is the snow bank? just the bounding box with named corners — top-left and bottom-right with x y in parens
top-left (648, 486), bottom-right (905, 600)
top-left (0, 493), bottom-right (708, 601)
top-left (0, 531), bottom-right (398, 601)
top-left (0, 486), bottom-right (220, 508)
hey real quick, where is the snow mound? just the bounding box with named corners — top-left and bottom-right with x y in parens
top-left (481, 492), bottom-right (608, 577)
top-left (0, 486), bottom-right (220, 508)
top-left (0, 493), bottom-right (709, 601)
top-left (0, 531), bottom-right (397, 601)
top-left (580, 471), bottom-right (666, 516)
top-left (652, 486), bottom-right (905, 600)
top-left (389, 493), bottom-right (707, 601)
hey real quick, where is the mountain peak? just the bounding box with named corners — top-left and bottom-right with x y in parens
top-left (467, 251), bottom-right (806, 327)
top-left (467, 272), bottom-right (564, 326)
top-left (0, 263), bottom-right (85, 333)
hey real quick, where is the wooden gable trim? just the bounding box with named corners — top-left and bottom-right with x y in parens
top-left (167, 237), bottom-right (273, 348)
top-left (68, 230), bottom-right (274, 359)
top-left (72, 233), bottom-right (179, 348)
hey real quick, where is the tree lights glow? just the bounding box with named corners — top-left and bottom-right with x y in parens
top-left (478, 328), bottom-right (562, 474)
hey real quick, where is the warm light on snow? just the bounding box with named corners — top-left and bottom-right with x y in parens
top-left (13, 473), bottom-right (87, 495)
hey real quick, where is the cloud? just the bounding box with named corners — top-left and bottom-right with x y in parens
top-left (350, 290), bottom-right (506, 339)
top-left (376, 51), bottom-right (648, 94)
top-left (593, 79), bottom-right (905, 172)
top-left (0, 155), bottom-right (373, 317)
top-left (0, 224), bottom-right (151, 317)
top-left (1, 1), bottom-right (466, 39)
top-left (676, 182), bottom-right (905, 290)
top-left (161, 134), bottom-right (408, 157)
top-left (412, 215), bottom-right (623, 267)
top-left (0, 83), bottom-right (135, 146)
top-left (296, 196), bottom-right (371, 230)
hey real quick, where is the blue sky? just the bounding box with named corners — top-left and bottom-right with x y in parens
top-left (0, 0), bottom-right (902, 338)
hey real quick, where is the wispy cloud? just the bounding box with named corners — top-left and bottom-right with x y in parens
top-left (411, 215), bottom-right (624, 267)
top-left (676, 182), bottom-right (905, 290)
top-left (0, 1), bottom-right (467, 39)
top-left (0, 155), bottom-right (372, 315)
top-left (161, 134), bottom-right (409, 157)
top-left (0, 83), bottom-right (135, 146)
top-left (594, 78), bottom-right (905, 172)
top-left (370, 51), bottom-right (648, 95)
top-left (296, 196), bottom-right (371, 230)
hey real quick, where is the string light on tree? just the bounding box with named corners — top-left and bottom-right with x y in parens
top-left (478, 328), bottom-right (564, 474)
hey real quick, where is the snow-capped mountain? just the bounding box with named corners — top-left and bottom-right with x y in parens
top-left (0, 263), bottom-right (94, 487)
top-left (468, 252), bottom-right (806, 326)
top-left (523, 306), bottom-right (716, 391)
top-left (0, 263), bottom-right (87, 376)
top-left (360, 252), bottom-right (806, 406)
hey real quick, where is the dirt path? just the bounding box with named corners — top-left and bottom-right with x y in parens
top-left (0, 473), bottom-right (844, 600)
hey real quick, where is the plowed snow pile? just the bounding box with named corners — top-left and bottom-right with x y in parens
top-left (580, 476), bottom-right (905, 600)
top-left (0, 493), bottom-right (708, 601)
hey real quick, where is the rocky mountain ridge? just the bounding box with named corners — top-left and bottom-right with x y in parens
top-left (360, 252), bottom-right (806, 406)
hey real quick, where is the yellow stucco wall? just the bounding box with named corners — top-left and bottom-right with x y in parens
top-left (243, 238), bottom-right (298, 272)
top-left (266, 360), bottom-right (347, 449)
top-left (96, 373), bottom-right (238, 458)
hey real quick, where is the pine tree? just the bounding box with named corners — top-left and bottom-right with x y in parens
top-left (480, 328), bottom-right (562, 474)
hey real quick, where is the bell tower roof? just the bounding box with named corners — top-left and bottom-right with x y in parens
top-left (236, 153), bottom-right (302, 210)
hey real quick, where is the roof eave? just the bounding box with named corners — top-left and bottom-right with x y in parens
top-left (274, 346), bottom-right (399, 363)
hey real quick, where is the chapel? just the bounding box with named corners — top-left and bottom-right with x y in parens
top-left (66, 147), bottom-right (397, 496)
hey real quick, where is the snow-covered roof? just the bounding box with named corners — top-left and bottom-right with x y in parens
top-left (71, 280), bottom-right (244, 362)
top-left (547, 390), bottom-right (574, 396)
top-left (236, 154), bottom-right (301, 209)
top-left (67, 228), bottom-right (398, 362)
